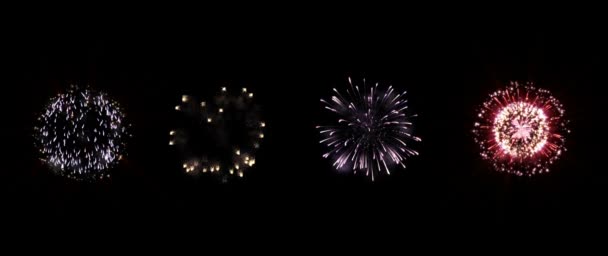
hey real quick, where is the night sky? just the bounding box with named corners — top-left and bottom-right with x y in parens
top-left (2, 13), bottom-right (604, 230)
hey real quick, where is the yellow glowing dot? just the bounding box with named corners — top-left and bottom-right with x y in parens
top-left (244, 160), bottom-right (249, 165)
top-left (259, 133), bottom-right (264, 139)
top-left (235, 164), bottom-right (240, 170)
top-left (182, 95), bottom-right (189, 102)
top-left (222, 87), bottom-right (227, 92)
top-left (170, 130), bottom-right (175, 135)
top-left (207, 118), bottom-right (212, 123)
top-left (201, 101), bottom-right (206, 107)
top-left (235, 150), bottom-right (240, 155)
top-left (230, 169), bottom-right (234, 174)
top-left (169, 141), bottom-right (174, 145)
top-left (242, 88), bottom-right (247, 93)
top-left (245, 156), bottom-right (250, 161)
top-left (219, 108), bottom-right (224, 113)
top-left (183, 164), bottom-right (188, 168)
top-left (203, 168), bottom-right (207, 173)
top-left (248, 93), bottom-right (254, 98)
top-left (238, 172), bottom-right (243, 178)
top-left (260, 122), bottom-right (266, 127)
top-left (175, 105), bottom-right (181, 111)
top-left (215, 166), bottom-right (220, 171)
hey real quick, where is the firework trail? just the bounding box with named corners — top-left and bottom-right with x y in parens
top-left (472, 81), bottom-right (569, 176)
top-left (170, 87), bottom-right (264, 181)
top-left (317, 77), bottom-right (420, 181)
top-left (34, 85), bottom-right (129, 181)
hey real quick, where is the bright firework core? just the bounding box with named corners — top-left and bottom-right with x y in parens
top-left (472, 82), bottom-right (569, 176)
top-left (493, 102), bottom-right (549, 157)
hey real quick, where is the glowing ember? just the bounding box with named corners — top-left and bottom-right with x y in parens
top-left (170, 87), bottom-right (265, 180)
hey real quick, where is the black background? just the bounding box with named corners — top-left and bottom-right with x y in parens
top-left (2, 10), bottom-right (605, 231)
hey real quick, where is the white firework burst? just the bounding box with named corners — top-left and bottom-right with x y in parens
top-left (317, 77), bottom-right (420, 181)
top-left (34, 85), bottom-right (129, 181)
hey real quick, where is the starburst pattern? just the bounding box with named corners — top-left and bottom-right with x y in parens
top-left (317, 77), bottom-right (420, 181)
top-left (34, 85), bottom-right (129, 181)
top-left (473, 81), bottom-right (569, 176)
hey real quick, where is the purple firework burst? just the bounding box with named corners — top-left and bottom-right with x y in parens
top-left (317, 77), bottom-right (420, 181)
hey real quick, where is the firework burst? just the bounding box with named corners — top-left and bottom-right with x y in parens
top-left (170, 87), bottom-right (264, 180)
top-left (34, 85), bottom-right (129, 181)
top-left (317, 77), bottom-right (420, 181)
top-left (472, 81), bottom-right (569, 176)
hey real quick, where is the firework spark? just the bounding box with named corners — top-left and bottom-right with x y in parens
top-left (317, 77), bottom-right (420, 181)
top-left (472, 81), bottom-right (569, 176)
top-left (34, 85), bottom-right (129, 181)
top-left (170, 87), bottom-right (264, 180)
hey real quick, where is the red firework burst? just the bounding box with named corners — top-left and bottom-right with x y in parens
top-left (472, 82), bottom-right (569, 176)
